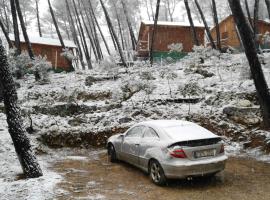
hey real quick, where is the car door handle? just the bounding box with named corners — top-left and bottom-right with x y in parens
top-left (135, 144), bottom-right (140, 146)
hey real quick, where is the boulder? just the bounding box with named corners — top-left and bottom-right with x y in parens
top-left (237, 99), bottom-right (252, 107)
top-left (223, 106), bottom-right (261, 126)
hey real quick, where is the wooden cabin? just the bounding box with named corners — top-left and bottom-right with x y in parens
top-left (210, 15), bottom-right (270, 50)
top-left (9, 35), bottom-right (77, 72)
top-left (137, 21), bottom-right (205, 60)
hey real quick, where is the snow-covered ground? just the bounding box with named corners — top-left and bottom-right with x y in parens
top-left (0, 50), bottom-right (270, 198)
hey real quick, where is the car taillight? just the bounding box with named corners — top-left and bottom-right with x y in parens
top-left (220, 144), bottom-right (225, 154)
top-left (169, 148), bottom-right (187, 158)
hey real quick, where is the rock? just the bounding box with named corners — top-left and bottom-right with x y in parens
top-left (195, 68), bottom-right (215, 78)
top-left (223, 106), bottom-right (261, 126)
top-left (119, 117), bottom-right (133, 124)
top-left (237, 99), bottom-right (252, 107)
top-left (85, 76), bottom-right (97, 86)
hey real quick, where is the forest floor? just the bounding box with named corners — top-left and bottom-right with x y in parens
top-left (1, 49), bottom-right (270, 199)
top-left (52, 148), bottom-right (270, 200)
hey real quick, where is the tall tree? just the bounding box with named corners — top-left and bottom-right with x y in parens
top-left (88, 0), bottom-right (111, 56)
top-left (253, 0), bottom-right (260, 43)
top-left (99, 0), bottom-right (127, 67)
top-left (65, 0), bottom-right (85, 69)
top-left (265, 0), bottom-right (270, 19)
top-left (194, 0), bottom-right (216, 49)
top-left (184, 0), bottom-right (199, 46)
top-left (71, 0), bottom-right (92, 69)
top-left (10, 0), bottom-right (21, 55)
top-left (245, 0), bottom-right (253, 29)
top-left (48, 0), bottom-right (74, 71)
top-left (211, 0), bottom-right (221, 51)
top-left (0, 17), bottom-right (13, 48)
top-left (0, 40), bottom-right (43, 178)
top-left (35, 0), bottom-right (42, 37)
top-left (120, 0), bottom-right (137, 51)
top-left (228, 0), bottom-right (270, 129)
top-left (150, 0), bottom-right (161, 66)
top-left (14, 0), bottom-right (35, 59)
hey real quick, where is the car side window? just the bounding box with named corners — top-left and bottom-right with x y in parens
top-left (143, 127), bottom-right (159, 139)
top-left (125, 126), bottom-right (144, 138)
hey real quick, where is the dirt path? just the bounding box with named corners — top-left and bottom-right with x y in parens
top-left (53, 149), bottom-right (270, 200)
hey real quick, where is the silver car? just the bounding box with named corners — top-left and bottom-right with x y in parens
top-left (107, 120), bottom-right (227, 185)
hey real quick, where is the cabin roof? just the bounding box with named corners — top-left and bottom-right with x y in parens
top-left (9, 34), bottom-right (77, 48)
top-left (141, 20), bottom-right (204, 28)
top-left (214, 15), bottom-right (270, 29)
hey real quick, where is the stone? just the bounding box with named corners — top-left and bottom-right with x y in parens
top-left (119, 117), bottom-right (133, 124)
top-left (237, 99), bottom-right (252, 107)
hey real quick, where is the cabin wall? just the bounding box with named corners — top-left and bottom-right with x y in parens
top-left (19, 43), bottom-right (72, 71)
top-left (137, 25), bottom-right (205, 57)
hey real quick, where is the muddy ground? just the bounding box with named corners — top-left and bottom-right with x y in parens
top-left (52, 149), bottom-right (270, 200)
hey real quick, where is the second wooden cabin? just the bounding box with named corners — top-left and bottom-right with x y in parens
top-left (137, 21), bottom-right (205, 60)
top-left (210, 15), bottom-right (270, 50)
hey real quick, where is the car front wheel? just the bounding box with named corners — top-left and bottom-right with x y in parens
top-left (108, 144), bottom-right (117, 163)
top-left (149, 160), bottom-right (166, 186)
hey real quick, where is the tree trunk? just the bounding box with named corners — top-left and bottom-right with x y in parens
top-left (48, 0), bottom-right (74, 71)
top-left (99, 0), bottom-right (127, 67)
top-left (228, 0), bottom-right (270, 129)
top-left (0, 41), bottom-right (43, 178)
top-left (35, 0), bottom-right (42, 37)
top-left (10, 0), bottom-right (21, 55)
top-left (211, 0), bottom-right (221, 51)
top-left (253, 0), bottom-right (260, 44)
top-left (194, 0), bottom-right (216, 49)
top-left (184, 0), bottom-right (199, 46)
top-left (0, 17), bottom-right (13, 48)
top-left (112, 0), bottom-right (125, 50)
top-left (14, 0), bottom-right (35, 59)
top-left (121, 0), bottom-right (137, 51)
top-left (245, 0), bottom-right (253, 30)
top-left (65, 0), bottom-right (85, 70)
top-left (77, 2), bottom-right (99, 62)
top-left (88, 0), bottom-right (111, 56)
top-left (149, 0), bottom-right (161, 66)
top-left (71, 0), bottom-right (92, 69)
top-left (265, 0), bottom-right (270, 20)
top-left (82, 1), bottom-right (103, 60)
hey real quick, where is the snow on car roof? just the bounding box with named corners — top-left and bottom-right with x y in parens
top-left (142, 20), bottom-right (204, 28)
top-left (141, 120), bottom-right (219, 141)
top-left (141, 120), bottom-right (193, 128)
top-left (9, 34), bottom-right (77, 48)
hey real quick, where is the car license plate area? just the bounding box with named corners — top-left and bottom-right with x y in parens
top-left (193, 149), bottom-right (215, 159)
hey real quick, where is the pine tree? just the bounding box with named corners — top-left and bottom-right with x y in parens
top-left (0, 40), bottom-right (43, 178)
top-left (228, 0), bottom-right (270, 129)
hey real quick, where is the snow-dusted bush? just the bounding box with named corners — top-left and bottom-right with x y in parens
top-left (178, 82), bottom-right (204, 114)
top-left (61, 48), bottom-right (75, 62)
top-left (185, 46), bottom-right (220, 68)
top-left (8, 49), bottom-right (32, 79)
top-left (159, 68), bottom-right (178, 98)
top-left (178, 82), bottom-right (204, 98)
top-left (168, 43), bottom-right (183, 53)
top-left (139, 69), bottom-right (156, 81)
top-left (31, 56), bottom-right (52, 83)
top-left (99, 55), bottom-right (119, 77)
top-left (120, 76), bottom-right (142, 101)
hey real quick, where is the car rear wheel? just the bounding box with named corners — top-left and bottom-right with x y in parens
top-left (108, 144), bottom-right (117, 163)
top-left (149, 160), bottom-right (166, 186)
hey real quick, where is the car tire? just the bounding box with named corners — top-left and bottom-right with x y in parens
top-left (149, 160), bottom-right (167, 186)
top-left (108, 144), bottom-right (117, 163)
